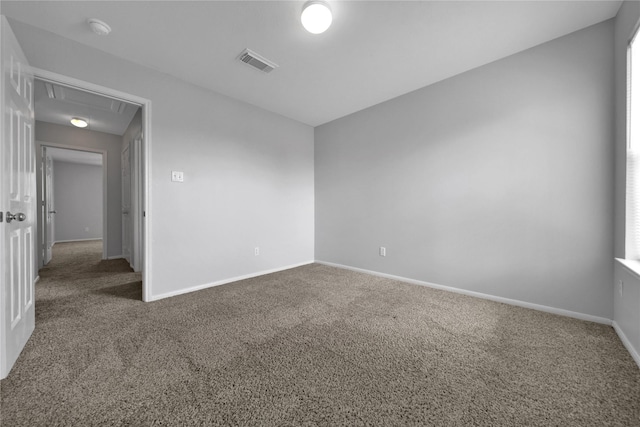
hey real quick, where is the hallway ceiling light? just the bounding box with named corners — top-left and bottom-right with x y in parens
top-left (301, 1), bottom-right (332, 34)
top-left (87, 18), bottom-right (111, 36)
top-left (70, 117), bottom-right (88, 128)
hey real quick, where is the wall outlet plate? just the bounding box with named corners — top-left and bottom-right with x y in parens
top-left (380, 246), bottom-right (386, 257)
top-left (171, 171), bottom-right (184, 182)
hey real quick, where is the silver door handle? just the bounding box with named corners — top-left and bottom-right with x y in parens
top-left (6, 212), bottom-right (26, 223)
top-left (48, 210), bottom-right (56, 214)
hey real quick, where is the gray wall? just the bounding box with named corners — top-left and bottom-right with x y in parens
top-left (10, 18), bottom-right (314, 299)
top-left (53, 161), bottom-right (102, 242)
top-left (36, 122), bottom-right (122, 261)
top-left (316, 21), bottom-right (614, 319)
top-left (613, 1), bottom-right (640, 363)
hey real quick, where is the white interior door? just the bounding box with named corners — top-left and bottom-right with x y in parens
top-left (121, 144), bottom-right (131, 264)
top-left (1, 16), bottom-right (36, 379)
top-left (43, 149), bottom-right (54, 265)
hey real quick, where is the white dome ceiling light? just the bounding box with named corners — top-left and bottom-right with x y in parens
top-left (301, 1), bottom-right (332, 34)
top-left (87, 18), bottom-right (111, 36)
top-left (70, 117), bottom-right (88, 128)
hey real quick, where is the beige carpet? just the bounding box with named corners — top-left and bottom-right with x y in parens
top-left (1, 240), bottom-right (638, 426)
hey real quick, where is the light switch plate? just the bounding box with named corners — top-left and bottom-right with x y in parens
top-left (171, 171), bottom-right (184, 182)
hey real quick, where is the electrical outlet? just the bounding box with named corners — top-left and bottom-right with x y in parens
top-left (379, 246), bottom-right (386, 257)
top-left (254, 247), bottom-right (259, 256)
top-left (171, 171), bottom-right (184, 182)
top-left (619, 280), bottom-right (624, 297)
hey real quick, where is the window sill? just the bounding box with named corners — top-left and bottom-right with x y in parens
top-left (615, 258), bottom-right (640, 280)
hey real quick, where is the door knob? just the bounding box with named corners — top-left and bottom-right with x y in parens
top-left (6, 212), bottom-right (26, 223)
top-left (48, 210), bottom-right (56, 214)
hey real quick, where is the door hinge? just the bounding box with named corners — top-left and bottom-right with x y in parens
top-left (0, 212), bottom-right (3, 222)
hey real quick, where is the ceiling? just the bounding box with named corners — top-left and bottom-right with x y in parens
top-left (46, 147), bottom-right (103, 166)
top-left (2, 1), bottom-right (623, 127)
top-left (34, 79), bottom-right (139, 135)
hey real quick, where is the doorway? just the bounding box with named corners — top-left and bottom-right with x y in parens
top-left (32, 69), bottom-right (151, 300)
top-left (34, 76), bottom-right (140, 268)
top-left (40, 146), bottom-right (106, 266)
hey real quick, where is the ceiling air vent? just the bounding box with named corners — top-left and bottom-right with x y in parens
top-left (238, 49), bottom-right (278, 73)
top-left (44, 82), bottom-right (65, 100)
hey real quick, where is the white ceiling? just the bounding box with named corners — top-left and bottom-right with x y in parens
top-left (46, 147), bottom-right (103, 166)
top-left (34, 79), bottom-right (139, 135)
top-left (2, 0), bottom-right (622, 126)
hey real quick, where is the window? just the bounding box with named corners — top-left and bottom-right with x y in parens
top-left (627, 27), bottom-right (640, 260)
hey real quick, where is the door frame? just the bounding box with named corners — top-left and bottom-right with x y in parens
top-left (32, 67), bottom-right (153, 301)
top-left (39, 144), bottom-right (107, 262)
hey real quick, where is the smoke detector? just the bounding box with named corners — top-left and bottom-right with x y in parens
top-left (238, 49), bottom-right (278, 73)
top-left (87, 19), bottom-right (111, 36)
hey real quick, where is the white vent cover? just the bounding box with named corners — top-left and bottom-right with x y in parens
top-left (238, 49), bottom-right (278, 73)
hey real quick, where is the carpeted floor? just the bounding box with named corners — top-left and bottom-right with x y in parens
top-left (1, 240), bottom-right (639, 426)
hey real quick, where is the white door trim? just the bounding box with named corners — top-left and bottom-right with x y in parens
top-left (32, 67), bottom-right (153, 302)
top-left (38, 143), bottom-right (108, 260)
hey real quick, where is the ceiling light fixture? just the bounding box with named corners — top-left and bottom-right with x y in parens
top-left (87, 18), bottom-right (111, 36)
top-left (70, 117), bottom-right (88, 128)
top-left (301, 1), bottom-right (332, 34)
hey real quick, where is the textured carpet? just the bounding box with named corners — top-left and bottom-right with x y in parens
top-left (1, 241), bottom-right (639, 426)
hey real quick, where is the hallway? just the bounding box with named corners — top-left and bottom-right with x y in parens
top-left (38, 240), bottom-right (141, 303)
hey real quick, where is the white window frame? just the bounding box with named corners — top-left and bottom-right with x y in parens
top-left (626, 24), bottom-right (640, 262)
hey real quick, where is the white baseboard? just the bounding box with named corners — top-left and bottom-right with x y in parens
top-left (34, 276), bottom-right (40, 284)
top-left (55, 238), bottom-right (102, 244)
top-left (315, 260), bottom-right (612, 325)
top-left (107, 255), bottom-right (123, 260)
top-left (148, 260), bottom-right (315, 302)
top-left (613, 321), bottom-right (640, 369)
